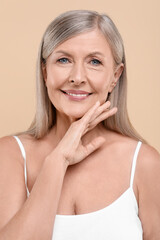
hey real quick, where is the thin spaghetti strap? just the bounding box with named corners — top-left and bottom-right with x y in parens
top-left (13, 136), bottom-right (30, 197)
top-left (130, 141), bottom-right (142, 188)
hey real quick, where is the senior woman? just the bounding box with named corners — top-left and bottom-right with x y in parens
top-left (0, 10), bottom-right (159, 240)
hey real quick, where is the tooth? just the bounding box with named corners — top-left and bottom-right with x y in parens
top-left (67, 93), bottom-right (88, 97)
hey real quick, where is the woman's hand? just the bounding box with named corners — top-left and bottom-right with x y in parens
top-left (53, 101), bottom-right (117, 166)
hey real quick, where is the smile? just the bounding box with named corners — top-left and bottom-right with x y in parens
top-left (60, 90), bottom-right (92, 101)
top-left (66, 92), bottom-right (89, 97)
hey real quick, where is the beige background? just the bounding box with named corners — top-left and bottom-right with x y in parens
top-left (0, 0), bottom-right (159, 152)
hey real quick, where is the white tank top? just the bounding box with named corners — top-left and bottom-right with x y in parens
top-left (13, 136), bottom-right (143, 239)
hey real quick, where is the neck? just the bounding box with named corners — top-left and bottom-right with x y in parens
top-left (47, 110), bottom-right (106, 145)
top-left (55, 111), bottom-right (76, 140)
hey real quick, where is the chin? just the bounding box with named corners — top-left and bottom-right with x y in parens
top-left (64, 108), bottom-right (87, 120)
top-left (67, 112), bottom-right (85, 120)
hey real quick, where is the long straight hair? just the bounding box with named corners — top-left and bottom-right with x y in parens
top-left (15, 10), bottom-right (146, 143)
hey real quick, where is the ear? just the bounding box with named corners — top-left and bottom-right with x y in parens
top-left (108, 63), bottom-right (124, 93)
top-left (41, 62), bottom-right (47, 83)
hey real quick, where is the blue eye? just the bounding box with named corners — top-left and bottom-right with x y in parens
top-left (91, 59), bottom-right (102, 65)
top-left (57, 58), bottom-right (69, 63)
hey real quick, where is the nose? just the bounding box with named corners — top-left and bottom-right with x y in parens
top-left (68, 62), bottom-right (86, 85)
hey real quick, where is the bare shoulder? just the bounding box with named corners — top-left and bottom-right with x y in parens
top-left (136, 142), bottom-right (160, 198)
top-left (136, 143), bottom-right (160, 237)
top-left (0, 135), bottom-right (23, 163)
top-left (106, 131), bottom-right (159, 162)
top-left (140, 142), bottom-right (160, 159)
top-left (136, 142), bottom-right (160, 178)
top-left (136, 142), bottom-right (160, 191)
top-left (0, 135), bottom-right (28, 230)
top-left (0, 134), bottom-right (27, 185)
top-left (102, 130), bottom-right (142, 155)
top-left (0, 134), bottom-right (34, 162)
top-left (0, 135), bottom-right (16, 150)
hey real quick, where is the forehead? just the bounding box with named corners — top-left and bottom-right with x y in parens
top-left (53, 29), bottom-right (113, 57)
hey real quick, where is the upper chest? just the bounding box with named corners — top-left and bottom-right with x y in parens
top-left (24, 138), bottom-right (138, 215)
top-left (56, 143), bottom-right (137, 215)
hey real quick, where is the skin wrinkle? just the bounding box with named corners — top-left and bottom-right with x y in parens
top-left (42, 29), bottom-right (123, 141)
top-left (44, 30), bottom-right (123, 131)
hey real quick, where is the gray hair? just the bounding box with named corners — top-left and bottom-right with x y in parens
top-left (18, 10), bottom-right (146, 142)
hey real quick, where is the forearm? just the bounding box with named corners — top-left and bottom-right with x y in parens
top-left (0, 155), bottom-right (68, 240)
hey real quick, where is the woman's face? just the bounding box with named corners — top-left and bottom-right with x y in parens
top-left (43, 29), bottom-right (123, 120)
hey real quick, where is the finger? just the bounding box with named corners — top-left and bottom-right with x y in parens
top-left (87, 107), bottom-right (118, 132)
top-left (81, 102), bottom-right (112, 136)
top-left (89, 101), bottom-right (111, 122)
top-left (83, 136), bottom-right (106, 158)
top-left (77, 101), bottom-right (100, 132)
top-left (64, 101), bottom-right (101, 144)
top-left (81, 101), bottom-right (100, 123)
top-left (82, 127), bottom-right (89, 136)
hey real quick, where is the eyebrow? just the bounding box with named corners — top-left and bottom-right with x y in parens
top-left (87, 51), bottom-right (105, 57)
top-left (54, 50), bottom-right (72, 57)
top-left (54, 50), bottom-right (105, 58)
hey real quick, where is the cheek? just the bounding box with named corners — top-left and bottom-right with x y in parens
top-left (88, 70), bottom-right (112, 92)
top-left (46, 67), bottom-right (70, 88)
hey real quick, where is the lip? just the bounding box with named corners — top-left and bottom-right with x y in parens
top-left (60, 89), bottom-right (92, 101)
top-left (61, 89), bottom-right (91, 94)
